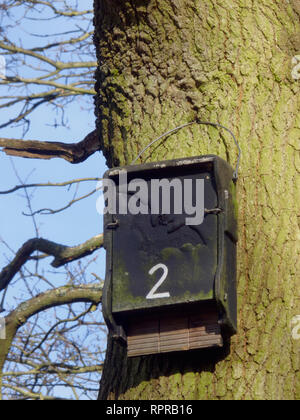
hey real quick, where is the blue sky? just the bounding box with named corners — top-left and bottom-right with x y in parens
top-left (0, 0), bottom-right (108, 399)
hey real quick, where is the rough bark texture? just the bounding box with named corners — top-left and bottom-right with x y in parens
top-left (94, 0), bottom-right (300, 400)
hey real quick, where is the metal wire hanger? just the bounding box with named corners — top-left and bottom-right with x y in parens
top-left (131, 119), bottom-right (241, 180)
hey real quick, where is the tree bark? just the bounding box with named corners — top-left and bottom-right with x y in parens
top-left (94, 0), bottom-right (300, 400)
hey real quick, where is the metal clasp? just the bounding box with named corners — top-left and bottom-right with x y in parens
top-left (106, 219), bottom-right (119, 229)
top-left (205, 208), bottom-right (223, 215)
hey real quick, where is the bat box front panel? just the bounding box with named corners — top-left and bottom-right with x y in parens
top-left (106, 157), bottom-right (220, 316)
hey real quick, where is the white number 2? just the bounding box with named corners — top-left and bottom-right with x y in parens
top-left (146, 263), bottom-right (170, 300)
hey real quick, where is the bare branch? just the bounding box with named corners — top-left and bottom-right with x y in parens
top-left (0, 129), bottom-right (100, 163)
top-left (0, 1), bottom-right (104, 399)
top-left (0, 177), bottom-right (101, 195)
top-left (13, 1), bottom-right (93, 18)
top-left (26, 305), bottom-right (96, 357)
top-left (1, 284), bottom-right (103, 392)
top-left (3, 363), bottom-right (103, 377)
top-left (1, 74), bottom-right (95, 95)
top-left (0, 1), bottom-right (96, 130)
top-left (3, 384), bottom-right (66, 400)
top-left (6, 284), bottom-right (102, 328)
top-left (24, 188), bottom-right (98, 216)
top-left (29, 31), bottom-right (93, 53)
top-left (0, 39), bottom-right (96, 70)
top-left (0, 234), bottom-right (104, 292)
top-left (0, 95), bottom-right (59, 130)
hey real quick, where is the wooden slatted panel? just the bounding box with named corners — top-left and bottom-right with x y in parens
top-left (160, 316), bottom-right (189, 353)
top-left (127, 318), bottom-right (159, 356)
top-left (127, 305), bottom-right (223, 357)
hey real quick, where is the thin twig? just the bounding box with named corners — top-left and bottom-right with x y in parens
top-left (0, 177), bottom-right (101, 195)
top-left (22, 188), bottom-right (98, 216)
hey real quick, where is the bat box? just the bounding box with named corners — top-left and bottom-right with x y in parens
top-left (102, 155), bottom-right (238, 357)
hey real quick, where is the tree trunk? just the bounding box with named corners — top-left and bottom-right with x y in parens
top-left (94, 0), bottom-right (300, 400)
